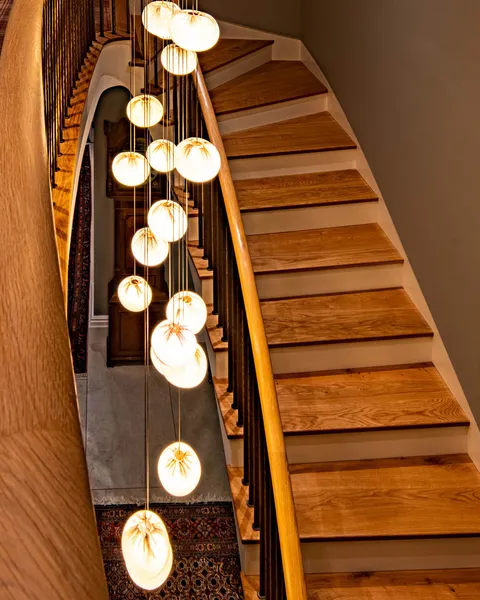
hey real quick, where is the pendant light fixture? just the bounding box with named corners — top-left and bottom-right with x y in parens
top-left (127, 94), bottom-right (164, 128)
top-left (146, 139), bottom-right (176, 173)
top-left (112, 152), bottom-right (150, 187)
top-left (148, 200), bottom-right (187, 243)
top-left (161, 344), bottom-right (208, 389)
top-left (161, 43), bottom-right (197, 76)
top-left (170, 9), bottom-right (220, 52)
top-left (151, 320), bottom-right (197, 368)
top-left (166, 291), bottom-right (207, 334)
top-left (142, 1), bottom-right (179, 40)
top-left (121, 510), bottom-right (173, 590)
top-left (131, 227), bottom-right (169, 267)
top-left (158, 441), bottom-right (202, 497)
top-left (118, 275), bottom-right (153, 312)
top-left (175, 137), bottom-right (221, 183)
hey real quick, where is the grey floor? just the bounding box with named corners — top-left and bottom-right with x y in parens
top-left (76, 327), bottom-right (230, 505)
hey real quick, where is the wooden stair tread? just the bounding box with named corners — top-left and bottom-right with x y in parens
top-left (243, 569), bottom-right (480, 599)
top-left (290, 454), bottom-right (480, 541)
top-left (206, 308), bottom-right (228, 352)
top-left (229, 455), bottom-right (480, 543)
top-left (188, 242), bottom-right (212, 280)
top-left (214, 365), bottom-right (468, 438)
top-left (236, 169), bottom-right (378, 213)
top-left (247, 223), bottom-right (403, 274)
top-left (199, 38), bottom-right (273, 74)
top-left (210, 61), bottom-right (327, 115)
top-left (261, 288), bottom-right (433, 347)
top-left (223, 112), bottom-right (356, 159)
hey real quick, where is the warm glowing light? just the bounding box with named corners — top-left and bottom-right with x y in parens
top-left (158, 441), bottom-right (202, 497)
top-left (148, 200), bottom-right (187, 243)
top-left (151, 320), bottom-right (196, 367)
top-left (175, 137), bottom-right (220, 183)
top-left (142, 1), bottom-right (179, 39)
top-left (112, 152), bottom-right (150, 187)
top-left (122, 510), bottom-right (173, 590)
top-left (163, 344), bottom-right (208, 389)
top-left (166, 291), bottom-right (207, 334)
top-left (170, 10), bottom-right (219, 52)
top-left (161, 43), bottom-right (197, 76)
top-left (127, 94), bottom-right (164, 128)
top-left (118, 276), bottom-right (152, 312)
top-left (146, 139), bottom-right (176, 173)
top-left (131, 227), bottom-right (169, 266)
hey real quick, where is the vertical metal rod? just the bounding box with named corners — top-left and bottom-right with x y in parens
top-left (100, 0), bottom-right (105, 36)
top-left (111, 0), bottom-right (116, 34)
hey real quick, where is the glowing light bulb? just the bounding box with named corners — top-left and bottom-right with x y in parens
top-left (166, 291), bottom-right (206, 334)
top-left (127, 94), bottom-right (164, 128)
top-left (118, 276), bottom-right (152, 312)
top-left (142, 1), bottom-right (179, 39)
top-left (161, 43), bottom-right (197, 76)
top-left (170, 10), bottom-right (219, 52)
top-left (131, 227), bottom-right (169, 267)
top-left (146, 139), bottom-right (176, 173)
top-left (162, 344), bottom-right (208, 389)
top-left (122, 510), bottom-right (173, 590)
top-left (151, 320), bottom-right (196, 367)
top-left (112, 152), bottom-right (150, 187)
top-left (175, 137), bottom-right (220, 183)
top-left (158, 441), bottom-right (201, 497)
top-left (148, 200), bottom-right (187, 243)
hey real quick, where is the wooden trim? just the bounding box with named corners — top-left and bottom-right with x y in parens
top-left (194, 66), bottom-right (308, 600)
top-left (0, 1), bottom-right (108, 597)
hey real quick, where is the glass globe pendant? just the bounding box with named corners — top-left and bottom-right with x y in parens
top-left (118, 275), bottom-right (152, 312)
top-left (122, 510), bottom-right (173, 590)
top-left (112, 152), bottom-right (150, 187)
top-left (150, 345), bottom-right (166, 375)
top-left (158, 441), bottom-right (201, 497)
top-left (161, 43), bottom-right (197, 76)
top-left (142, 1), bottom-right (179, 40)
top-left (131, 227), bottom-right (169, 267)
top-left (162, 344), bottom-right (207, 389)
top-left (151, 320), bottom-right (196, 367)
top-left (147, 139), bottom-right (176, 173)
top-left (175, 138), bottom-right (221, 183)
top-left (170, 10), bottom-right (220, 52)
top-left (166, 291), bottom-right (207, 334)
top-left (148, 200), bottom-right (187, 243)
top-left (127, 94), bottom-right (164, 128)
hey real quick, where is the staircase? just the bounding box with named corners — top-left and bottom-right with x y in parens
top-left (187, 38), bottom-right (480, 596)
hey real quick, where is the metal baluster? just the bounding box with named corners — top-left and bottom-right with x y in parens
top-left (111, 0), bottom-right (116, 35)
top-left (259, 420), bottom-right (266, 599)
top-left (100, 0), bottom-right (105, 36)
top-left (126, 0), bottom-right (130, 34)
top-left (226, 232), bottom-right (234, 395)
top-left (252, 378), bottom-right (261, 531)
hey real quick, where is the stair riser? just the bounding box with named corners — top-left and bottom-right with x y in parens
top-left (218, 94), bottom-right (328, 135)
top-left (241, 538), bottom-right (480, 576)
top-left (224, 426), bottom-right (467, 468)
top-left (242, 201), bottom-right (378, 235)
top-left (205, 45), bottom-right (273, 90)
top-left (270, 337), bottom-right (433, 375)
top-left (230, 149), bottom-right (357, 181)
top-left (255, 263), bottom-right (403, 299)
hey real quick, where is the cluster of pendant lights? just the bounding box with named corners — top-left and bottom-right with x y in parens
top-left (113, 1), bottom-right (220, 591)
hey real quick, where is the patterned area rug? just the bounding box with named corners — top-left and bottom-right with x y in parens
top-left (68, 147), bottom-right (92, 374)
top-left (96, 503), bottom-right (244, 599)
top-left (0, 0), bottom-right (14, 54)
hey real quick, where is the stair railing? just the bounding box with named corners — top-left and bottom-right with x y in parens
top-left (185, 67), bottom-right (308, 600)
top-left (0, 0), bottom-right (110, 596)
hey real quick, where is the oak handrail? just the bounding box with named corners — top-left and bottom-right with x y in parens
top-left (194, 65), bottom-right (308, 600)
top-left (0, 1), bottom-right (108, 597)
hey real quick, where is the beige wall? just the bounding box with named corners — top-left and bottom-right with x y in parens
top-left (199, 0), bottom-right (301, 37)
top-left (301, 0), bottom-right (480, 419)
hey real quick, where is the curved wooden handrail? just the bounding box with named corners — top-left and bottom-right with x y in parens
top-left (0, 1), bottom-right (108, 597)
top-left (194, 66), bottom-right (308, 600)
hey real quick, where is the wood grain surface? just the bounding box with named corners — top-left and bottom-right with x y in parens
top-left (235, 169), bottom-right (378, 213)
top-left (210, 61), bottom-right (327, 115)
top-left (247, 223), bottom-right (403, 274)
top-left (261, 288), bottom-right (433, 347)
top-left (223, 112), bottom-right (356, 159)
top-left (199, 38), bottom-right (273, 74)
top-left (0, 1), bottom-right (108, 597)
